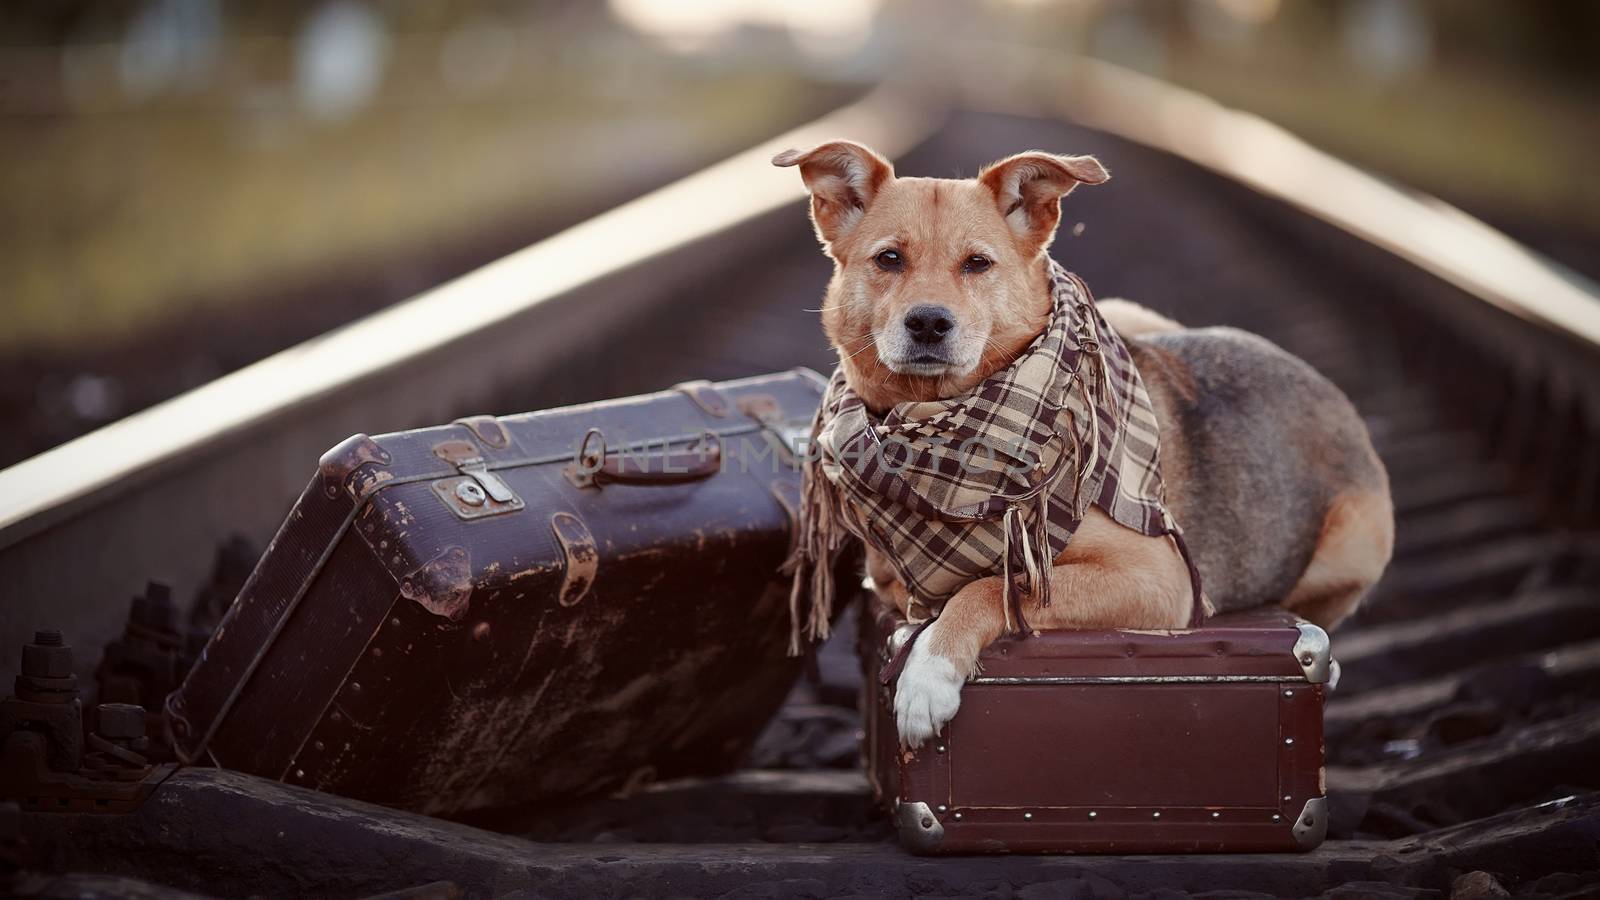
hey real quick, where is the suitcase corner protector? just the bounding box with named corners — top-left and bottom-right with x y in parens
top-left (894, 799), bottom-right (945, 854)
top-left (318, 433), bottom-right (392, 499)
top-left (1293, 622), bottom-right (1332, 683)
top-left (1292, 796), bottom-right (1329, 850)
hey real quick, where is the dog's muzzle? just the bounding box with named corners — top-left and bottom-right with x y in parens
top-left (881, 305), bottom-right (968, 374)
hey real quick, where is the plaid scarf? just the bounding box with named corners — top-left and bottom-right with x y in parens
top-left (785, 260), bottom-right (1202, 653)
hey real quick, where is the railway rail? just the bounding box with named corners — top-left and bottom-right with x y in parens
top-left (4, 57), bottom-right (1599, 898)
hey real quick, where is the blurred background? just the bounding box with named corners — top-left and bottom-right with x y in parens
top-left (1, 0), bottom-right (1596, 469)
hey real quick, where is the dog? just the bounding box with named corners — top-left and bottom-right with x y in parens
top-left (774, 141), bottom-right (1394, 747)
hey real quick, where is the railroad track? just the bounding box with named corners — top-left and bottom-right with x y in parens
top-left (475, 110), bottom-right (1600, 896)
top-left (6, 63), bottom-right (1599, 898)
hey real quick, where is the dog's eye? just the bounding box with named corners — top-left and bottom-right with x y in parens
top-left (963, 255), bottom-right (993, 274)
top-left (875, 249), bottom-right (904, 271)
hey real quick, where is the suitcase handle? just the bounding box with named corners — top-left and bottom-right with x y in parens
top-left (566, 428), bottom-right (721, 488)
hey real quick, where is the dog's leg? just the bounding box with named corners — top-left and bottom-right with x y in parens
top-left (865, 545), bottom-right (917, 619)
top-left (894, 510), bottom-right (1191, 745)
top-left (1283, 490), bottom-right (1394, 629)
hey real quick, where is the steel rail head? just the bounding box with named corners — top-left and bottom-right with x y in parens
top-left (937, 45), bottom-right (1600, 351)
top-left (0, 83), bottom-right (941, 552)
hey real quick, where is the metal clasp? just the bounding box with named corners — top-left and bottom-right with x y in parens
top-left (455, 456), bottom-right (516, 503)
top-left (737, 394), bottom-right (810, 464)
top-left (432, 439), bottom-right (523, 520)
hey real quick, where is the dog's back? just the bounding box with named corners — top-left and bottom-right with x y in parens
top-left (1130, 327), bottom-right (1393, 621)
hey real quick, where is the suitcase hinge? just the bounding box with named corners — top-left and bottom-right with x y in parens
top-left (453, 414), bottom-right (510, 449)
top-left (673, 380), bottom-right (731, 418)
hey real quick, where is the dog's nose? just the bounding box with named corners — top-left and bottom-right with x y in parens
top-left (904, 305), bottom-right (955, 345)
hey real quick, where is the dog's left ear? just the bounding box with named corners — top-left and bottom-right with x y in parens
top-left (979, 152), bottom-right (1109, 254)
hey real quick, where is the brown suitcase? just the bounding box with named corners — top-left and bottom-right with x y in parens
top-left (861, 597), bottom-right (1331, 854)
top-left (168, 370), bottom-right (829, 817)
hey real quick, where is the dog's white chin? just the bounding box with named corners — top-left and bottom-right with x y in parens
top-left (882, 359), bottom-right (974, 378)
top-left (874, 330), bottom-right (982, 379)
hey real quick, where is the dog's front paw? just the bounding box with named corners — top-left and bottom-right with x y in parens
top-left (894, 635), bottom-right (965, 748)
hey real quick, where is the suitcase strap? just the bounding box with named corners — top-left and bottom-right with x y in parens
top-left (879, 618), bottom-right (936, 687)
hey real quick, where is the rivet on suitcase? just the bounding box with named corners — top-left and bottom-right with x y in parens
top-left (168, 370), bottom-right (834, 817)
top-left (861, 596), bottom-right (1332, 854)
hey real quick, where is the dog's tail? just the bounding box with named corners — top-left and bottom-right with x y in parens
top-left (1098, 299), bottom-right (1184, 338)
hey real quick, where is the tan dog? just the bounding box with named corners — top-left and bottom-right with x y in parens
top-left (774, 141), bottom-right (1394, 746)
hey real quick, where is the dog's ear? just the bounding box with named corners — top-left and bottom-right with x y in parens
top-left (772, 141), bottom-right (894, 248)
top-left (979, 152), bottom-right (1109, 254)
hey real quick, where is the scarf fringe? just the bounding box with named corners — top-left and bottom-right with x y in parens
top-left (784, 409), bottom-right (849, 655)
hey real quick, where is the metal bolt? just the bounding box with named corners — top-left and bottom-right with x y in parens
top-left (1301, 654), bottom-right (1314, 665)
top-left (1088, 811), bottom-right (1098, 819)
top-left (952, 812), bottom-right (962, 820)
top-left (935, 745), bottom-right (946, 754)
top-left (1211, 812), bottom-right (1221, 819)
top-left (936, 805), bottom-right (948, 813)
top-left (1284, 689), bottom-right (1294, 698)
top-left (456, 482), bottom-right (487, 506)
top-left (1023, 812), bottom-right (1032, 820)
top-left (96, 703), bottom-right (146, 740)
top-left (21, 632), bottom-right (74, 678)
top-left (1284, 737), bottom-right (1295, 745)
top-left (132, 581), bottom-right (177, 631)
top-left (1272, 814), bottom-right (1282, 822)
top-left (1283, 795), bottom-right (1292, 802)
top-left (1152, 811), bottom-right (1162, 819)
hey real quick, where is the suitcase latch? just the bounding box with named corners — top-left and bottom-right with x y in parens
top-left (432, 440), bottom-right (524, 520)
top-left (738, 395), bottom-right (811, 464)
top-left (455, 457), bottom-right (516, 504)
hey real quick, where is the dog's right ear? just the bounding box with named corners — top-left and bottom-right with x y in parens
top-left (772, 141), bottom-right (894, 249)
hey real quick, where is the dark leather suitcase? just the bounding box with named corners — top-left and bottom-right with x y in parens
top-left (861, 597), bottom-right (1332, 854)
top-left (168, 370), bottom-right (827, 817)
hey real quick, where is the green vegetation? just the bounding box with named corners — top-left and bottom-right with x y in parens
top-left (0, 52), bottom-right (822, 353)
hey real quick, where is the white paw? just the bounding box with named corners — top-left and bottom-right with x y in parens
top-left (894, 634), bottom-right (965, 748)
